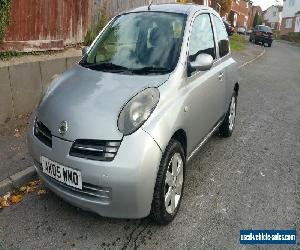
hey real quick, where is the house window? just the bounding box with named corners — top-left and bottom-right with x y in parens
top-left (295, 16), bottom-right (300, 32)
top-left (289, 0), bottom-right (295, 7)
top-left (246, 2), bottom-right (249, 8)
top-left (285, 18), bottom-right (293, 28)
top-left (273, 11), bottom-right (276, 17)
top-left (235, 0), bottom-right (240, 4)
top-left (204, 0), bottom-right (209, 6)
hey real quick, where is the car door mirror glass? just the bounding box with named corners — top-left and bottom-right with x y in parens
top-left (189, 54), bottom-right (214, 72)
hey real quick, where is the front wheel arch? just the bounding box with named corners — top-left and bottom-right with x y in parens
top-left (171, 129), bottom-right (187, 157)
top-left (234, 82), bottom-right (239, 97)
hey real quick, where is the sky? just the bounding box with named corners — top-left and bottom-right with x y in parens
top-left (251, 0), bottom-right (283, 10)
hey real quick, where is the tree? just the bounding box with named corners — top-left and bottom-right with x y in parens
top-left (257, 15), bottom-right (263, 25)
top-left (252, 12), bottom-right (259, 27)
top-left (252, 12), bottom-right (263, 27)
top-left (219, 0), bottom-right (233, 17)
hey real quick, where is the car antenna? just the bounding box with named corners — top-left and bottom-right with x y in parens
top-left (148, 0), bottom-right (152, 11)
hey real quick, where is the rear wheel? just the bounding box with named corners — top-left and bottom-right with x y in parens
top-left (219, 93), bottom-right (237, 137)
top-left (151, 139), bottom-right (185, 224)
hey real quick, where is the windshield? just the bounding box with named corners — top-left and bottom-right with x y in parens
top-left (80, 12), bottom-right (186, 74)
top-left (258, 25), bottom-right (272, 33)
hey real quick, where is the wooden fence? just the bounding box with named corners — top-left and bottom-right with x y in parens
top-left (90, 0), bottom-right (176, 29)
top-left (1, 0), bottom-right (176, 52)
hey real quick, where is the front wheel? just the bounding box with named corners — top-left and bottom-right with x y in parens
top-left (268, 43), bottom-right (272, 47)
top-left (219, 93), bottom-right (237, 137)
top-left (150, 139), bottom-right (185, 224)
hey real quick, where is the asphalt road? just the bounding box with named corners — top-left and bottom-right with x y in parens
top-left (0, 41), bottom-right (299, 249)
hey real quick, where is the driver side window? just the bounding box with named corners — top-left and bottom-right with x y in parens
top-left (189, 14), bottom-right (216, 61)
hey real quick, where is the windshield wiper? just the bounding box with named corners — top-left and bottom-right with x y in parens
top-left (82, 62), bottom-right (130, 72)
top-left (131, 67), bottom-right (171, 75)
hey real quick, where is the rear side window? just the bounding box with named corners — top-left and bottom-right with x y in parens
top-left (212, 15), bottom-right (229, 58)
top-left (189, 14), bottom-right (216, 61)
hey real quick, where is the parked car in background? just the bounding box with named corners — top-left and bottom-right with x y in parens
top-left (249, 25), bottom-right (273, 47)
top-left (223, 20), bottom-right (234, 36)
top-left (27, 4), bottom-right (239, 224)
top-left (246, 29), bottom-right (253, 35)
top-left (237, 26), bottom-right (246, 35)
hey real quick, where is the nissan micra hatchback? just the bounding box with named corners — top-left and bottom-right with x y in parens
top-left (28, 4), bottom-right (239, 224)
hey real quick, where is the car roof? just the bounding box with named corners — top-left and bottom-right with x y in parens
top-left (125, 3), bottom-right (212, 16)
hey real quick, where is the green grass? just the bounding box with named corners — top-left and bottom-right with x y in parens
top-left (0, 51), bottom-right (42, 60)
top-left (0, 50), bottom-right (68, 61)
top-left (230, 34), bottom-right (248, 52)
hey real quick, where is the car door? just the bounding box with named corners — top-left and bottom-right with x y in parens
top-left (185, 13), bottom-right (226, 154)
top-left (211, 14), bottom-right (232, 113)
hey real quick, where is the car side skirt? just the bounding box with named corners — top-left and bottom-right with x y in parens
top-left (187, 114), bottom-right (225, 162)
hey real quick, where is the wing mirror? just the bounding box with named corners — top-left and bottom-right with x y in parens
top-left (82, 46), bottom-right (89, 56)
top-left (188, 54), bottom-right (214, 73)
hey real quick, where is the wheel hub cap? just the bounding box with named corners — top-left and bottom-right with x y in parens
top-left (164, 153), bottom-right (184, 214)
top-left (229, 96), bottom-right (236, 131)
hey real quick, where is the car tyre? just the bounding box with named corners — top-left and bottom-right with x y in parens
top-left (268, 43), bottom-right (272, 47)
top-left (219, 92), bottom-right (237, 137)
top-left (150, 139), bottom-right (185, 225)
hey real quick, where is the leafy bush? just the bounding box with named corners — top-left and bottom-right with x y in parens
top-left (281, 32), bottom-right (300, 43)
top-left (83, 8), bottom-right (109, 46)
top-left (0, 0), bottom-right (11, 41)
top-left (272, 30), bottom-right (280, 40)
top-left (83, 29), bottom-right (96, 46)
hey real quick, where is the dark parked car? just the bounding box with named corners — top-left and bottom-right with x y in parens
top-left (249, 25), bottom-right (273, 47)
top-left (223, 20), bottom-right (234, 36)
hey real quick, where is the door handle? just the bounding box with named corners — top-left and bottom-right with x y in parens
top-left (218, 72), bottom-right (224, 81)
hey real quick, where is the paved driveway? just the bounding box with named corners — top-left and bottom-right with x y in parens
top-left (0, 41), bottom-right (299, 249)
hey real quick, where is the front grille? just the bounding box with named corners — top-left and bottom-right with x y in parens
top-left (35, 161), bottom-right (111, 203)
top-left (34, 118), bottom-right (52, 147)
top-left (69, 139), bottom-right (121, 161)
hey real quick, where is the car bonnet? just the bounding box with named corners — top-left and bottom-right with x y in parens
top-left (37, 65), bottom-right (170, 141)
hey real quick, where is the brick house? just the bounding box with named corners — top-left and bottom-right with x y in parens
top-left (228, 0), bottom-right (251, 29)
top-left (192, 0), bottom-right (221, 13)
top-left (281, 0), bottom-right (300, 35)
top-left (263, 5), bottom-right (283, 30)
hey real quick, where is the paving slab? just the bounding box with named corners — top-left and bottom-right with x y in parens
top-left (9, 62), bottom-right (43, 115)
top-left (0, 67), bottom-right (13, 125)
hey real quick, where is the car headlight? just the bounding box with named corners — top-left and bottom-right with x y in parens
top-left (118, 88), bottom-right (160, 135)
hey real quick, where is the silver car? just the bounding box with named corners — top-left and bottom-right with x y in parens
top-left (28, 4), bottom-right (239, 224)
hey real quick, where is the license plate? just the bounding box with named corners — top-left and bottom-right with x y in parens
top-left (40, 156), bottom-right (82, 190)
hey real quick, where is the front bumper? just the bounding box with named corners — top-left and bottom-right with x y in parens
top-left (28, 125), bottom-right (162, 219)
top-left (256, 36), bottom-right (272, 44)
